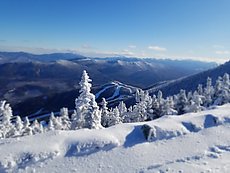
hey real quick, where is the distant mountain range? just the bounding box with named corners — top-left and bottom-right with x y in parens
top-left (147, 60), bottom-right (230, 96)
top-left (0, 51), bottom-right (217, 117)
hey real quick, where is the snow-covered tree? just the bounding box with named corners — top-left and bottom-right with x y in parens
top-left (132, 90), bottom-right (153, 122)
top-left (221, 73), bottom-right (230, 103)
top-left (185, 91), bottom-right (204, 113)
top-left (47, 113), bottom-right (56, 131)
top-left (13, 116), bottom-right (23, 136)
top-left (22, 117), bottom-right (33, 136)
top-left (59, 107), bottom-right (71, 130)
top-left (48, 112), bottom-right (62, 130)
top-left (147, 95), bottom-right (160, 120)
top-left (132, 100), bottom-right (148, 122)
top-left (187, 91), bottom-right (193, 103)
top-left (175, 90), bottom-right (188, 115)
top-left (47, 120), bottom-right (54, 131)
top-left (222, 73), bottom-right (230, 89)
top-left (107, 107), bottom-right (122, 126)
top-left (100, 98), bottom-right (110, 127)
top-left (214, 76), bottom-right (223, 105)
top-left (39, 123), bottom-right (44, 133)
top-left (71, 70), bottom-right (102, 129)
top-left (118, 101), bottom-right (127, 121)
top-left (161, 97), bottom-right (177, 116)
top-left (197, 84), bottom-right (203, 96)
top-left (203, 77), bottom-right (214, 107)
top-left (0, 100), bottom-right (14, 138)
top-left (157, 90), bottom-right (164, 105)
top-left (135, 89), bottom-right (141, 103)
top-left (31, 119), bottom-right (43, 134)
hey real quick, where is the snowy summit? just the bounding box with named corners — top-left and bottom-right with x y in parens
top-left (0, 104), bottom-right (230, 172)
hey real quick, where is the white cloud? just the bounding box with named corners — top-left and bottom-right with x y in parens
top-left (213, 45), bottom-right (225, 49)
top-left (81, 44), bottom-right (94, 49)
top-left (128, 45), bottom-right (136, 49)
top-left (121, 49), bottom-right (134, 56)
top-left (0, 45), bottom-right (63, 54)
top-left (148, 45), bottom-right (167, 51)
top-left (215, 50), bottom-right (230, 55)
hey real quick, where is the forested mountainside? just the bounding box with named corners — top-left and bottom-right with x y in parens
top-left (147, 61), bottom-right (230, 96)
top-left (0, 52), bottom-right (216, 116)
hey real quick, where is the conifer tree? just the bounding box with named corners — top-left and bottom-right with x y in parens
top-left (161, 97), bottom-right (177, 116)
top-left (0, 100), bottom-right (14, 138)
top-left (72, 70), bottom-right (102, 129)
top-left (31, 119), bottom-right (43, 134)
top-left (214, 76), bottom-right (223, 105)
top-left (147, 95), bottom-right (160, 120)
top-left (100, 98), bottom-right (110, 127)
top-left (185, 91), bottom-right (204, 113)
top-left (203, 77), bottom-right (214, 106)
top-left (107, 107), bottom-right (122, 126)
top-left (175, 90), bottom-right (188, 115)
top-left (59, 107), bottom-right (71, 130)
top-left (118, 101), bottom-right (127, 121)
top-left (49, 112), bottom-right (62, 130)
top-left (22, 117), bottom-right (33, 136)
top-left (13, 116), bottom-right (23, 136)
top-left (47, 113), bottom-right (55, 131)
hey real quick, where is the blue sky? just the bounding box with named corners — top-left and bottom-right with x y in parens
top-left (0, 0), bottom-right (229, 63)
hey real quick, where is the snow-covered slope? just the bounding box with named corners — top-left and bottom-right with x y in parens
top-left (95, 81), bottom-right (139, 104)
top-left (1, 104), bottom-right (230, 173)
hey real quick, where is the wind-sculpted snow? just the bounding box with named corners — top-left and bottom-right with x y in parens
top-left (0, 129), bottom-right (122, 172)
top-left (0, 104), bottom-right (230, 172)
top-left (141, 106), bottom-right (230, 142)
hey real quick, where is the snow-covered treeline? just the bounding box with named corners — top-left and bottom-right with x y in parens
top-left (0, 70), bottom-right (229, 139)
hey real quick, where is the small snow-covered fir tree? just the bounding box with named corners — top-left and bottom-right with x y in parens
top-left (0, 100), bottom-right (14, 138)
top-left (151, 95), bottom-right (161, 119)
top-left (133, 90), bottom-right (153, 122)
top-left (203, 77), bottom-right (214, 107)
top-left (122, 106), bottom-right (134, 123)
top-left (48, 112), bottom-right (62, 130)
top-left (157, 90), bottom-right (164, 105)
top-left (175, 89), bottom-right (188, 115)
top-left (222, 73), bottom-right (230, 89)
top-left (185, 91), bottom-right (204, 113)
top-left (213, 74), bottom-right (230, 105)
top-left (221, 73), bottom-right (230, 103)
top-left (132, 100), bottom-right (148, 122)
top-left (118, 101), bottom-right (127, 121)
top-left (47, 113), bottom-right (56, 131)
top-left (135, 89), bottom-right (141, 103)
top-left (71, 70), bottom-right (102, 129)
top-left (39, 123), bottom-right (44, 133)
top-left (107, 107), bottom-right (122, 126)
top-left (59, 107), bottom-right (71, 130)
top-left (100, 98), bottom-right (110, 127)
top-left (47, 120), bottom-right (54, 131)
top-left (213, 76), bottom-right (223, 105)
top-left (187, 91), bottom-right (193, 103)
top-left (22, 117), bottom-right (33, 136)
top-left (13, 116), bottom-right (23, 137)
top-left (161, 97), bottom-right (177, 116)
top-left (31, 119), bottom-right (43, 134)
top-left (197, 84), bottom-right (203, 96)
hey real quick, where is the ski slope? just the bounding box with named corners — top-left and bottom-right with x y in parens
top-left (0, 104), bottom-right (230, 173)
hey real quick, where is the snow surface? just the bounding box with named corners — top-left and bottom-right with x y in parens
top-left (1, 104), bottom-right (230, 172)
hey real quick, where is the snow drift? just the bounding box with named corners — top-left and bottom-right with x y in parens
top-left (0, 104), bottom-right (230, 172)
